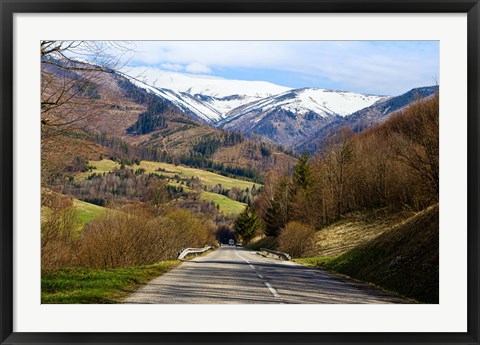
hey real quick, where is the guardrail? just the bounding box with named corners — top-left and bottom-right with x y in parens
top-left (259, 248), bottom-right (291, 261)
top-left (177, 245), bottom-right (214, 260)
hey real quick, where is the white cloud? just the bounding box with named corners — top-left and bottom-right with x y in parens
top-left (185, 62), bottom-right (211, 74)
top-left (115, 41), bottom-right (438, 95)
top-left (160, 63), bottom-right (183, 71)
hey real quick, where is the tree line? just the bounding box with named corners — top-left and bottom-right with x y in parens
top-left (42, 191), bottom-right (216, 271)
top-left (234, 94), bottom-right (439, 255)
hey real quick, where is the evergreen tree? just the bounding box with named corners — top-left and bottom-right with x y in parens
top-left (263, 175), bottom-right (292, 237)
top-left (234, 207), bottom-right (259, 243)
top-left (293, 152), bottom-right (312, 190)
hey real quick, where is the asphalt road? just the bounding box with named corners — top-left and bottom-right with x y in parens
top-left (124, 246), bottom-right (408, 304)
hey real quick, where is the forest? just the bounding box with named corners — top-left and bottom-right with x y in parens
top-left (240, 94), bottom-right (439, 257)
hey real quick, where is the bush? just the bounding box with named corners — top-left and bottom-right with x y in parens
top-left (41, 191), bottom-right (79, 270)
top-left (75, 207), bottom-right (215, 269)
top-left (278, 221), bottom-right (316, 258)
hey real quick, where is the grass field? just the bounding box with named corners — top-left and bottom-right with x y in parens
top-left (161, 179), bottom-right (246, 215)
top-left (73, 199), bottom-right (106, 230)
top-left (41, 261), bottom-right (180, 303)
top-left (200, 191), bottom-right (247, 215)
top-left (42, 197), bottom-right (106, 232)
top-left (78, 159), bottom-right (252, 215)
top-left (81, 159), bottom-right (261, 190)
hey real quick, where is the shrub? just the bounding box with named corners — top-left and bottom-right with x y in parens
top-left (75, 207), bottom-right (215, 269)
top-left (278, 221), bottom-right (316, 258)
top-left (41, 191), bottom-right (79, 270)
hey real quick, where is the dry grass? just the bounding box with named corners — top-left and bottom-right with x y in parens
top-left (297, 205), bottom-right (439, 303)
top-left (314, 208), bottom-right (414, 257)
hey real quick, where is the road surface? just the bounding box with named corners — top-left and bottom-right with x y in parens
top-left (124, 246), bottom-right (408, 304)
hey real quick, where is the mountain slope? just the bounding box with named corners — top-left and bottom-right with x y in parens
top-left (220, 88), bottom-right (387, 148)
top-left (297, 85), bottom-right (439, 153)
top-left (299, 204), bottom-right (439, 303)
top-left (42, 61), bottom-right (297, 180)
top-left (121, 67), bottom-right (291, 122)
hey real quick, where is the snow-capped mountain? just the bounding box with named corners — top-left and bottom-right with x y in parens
top-left (118, 68), bottom-right (392, 148)
top-left (222, 88), bottom-right (387, 124)
top-left (219, 88), bottom-right (388, 147)
top-left (120, 72), bottom-right (223, 123)
top-left (296, 85), bottom-right (439, 153)
top-left (120, 67), bottom-right (291, 121)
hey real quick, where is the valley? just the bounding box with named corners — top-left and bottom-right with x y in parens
top-left (72, 158), bottom-right (254, 215)
top-left (40, 40), bottom-right (440, 305)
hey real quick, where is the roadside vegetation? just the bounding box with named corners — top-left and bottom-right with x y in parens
top-left (41, 191), bottom-right (216, 302)
top-left (243, 95), bottom-right (439, 303)
top-left (42, 261), bottom-right (179, 303)
top-left (296, 205), bottom-right (439, 303)
top-left (42, 192), bottom-right (216, 271)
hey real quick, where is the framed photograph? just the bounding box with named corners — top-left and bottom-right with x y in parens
top-left (1, 1), bottom-right (479, 344)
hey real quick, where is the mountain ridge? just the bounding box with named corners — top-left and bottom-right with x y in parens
top-left (119, 69), bottom-right (390, 149)
top-left (296, 85), bottom-right (439, 153)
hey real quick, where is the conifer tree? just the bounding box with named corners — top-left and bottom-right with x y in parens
top-left (293, 152), bottom-right (312, 190)
top-left (263, 175), bottom-right (292, 237)
top-left (234, 207), bottom-right (259, 243)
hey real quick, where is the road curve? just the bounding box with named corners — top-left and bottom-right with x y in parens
top-left (124, 246), bottom-right (408, 304)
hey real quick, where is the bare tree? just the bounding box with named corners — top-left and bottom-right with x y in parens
top-left (41, 40), bottom-right (133, 184)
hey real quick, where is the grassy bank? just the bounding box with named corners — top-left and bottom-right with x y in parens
top-left (42, 260), bottom-right (180, 304)
top-left (313, 208), bottom-right (413, 257)
top-left (245, 236), bottom-right (278, 251)
top-left (73, 199), bottom-right (106, 231)
top-left (200, 191), bottom-right (246, 215)
top-left (296, 204), bottom-right (439, 303)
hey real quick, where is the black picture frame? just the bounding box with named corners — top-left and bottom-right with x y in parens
top-left (1, 1), bottom-right (479, 344)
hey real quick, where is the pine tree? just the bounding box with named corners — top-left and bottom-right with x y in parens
top-left (234, 207), bottom-right (259, 243)
top-left (293, 152), bottom-right (311, 190)
top-left (263, 175), bottom-right (292, 237)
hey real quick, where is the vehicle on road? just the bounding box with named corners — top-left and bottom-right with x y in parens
top-left (236, 242), bottom-right (243, 247)
top-left (228, 239), bottom-right (235, 246)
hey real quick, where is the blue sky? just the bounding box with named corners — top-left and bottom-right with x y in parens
top-left (118, 41), bottom-right (439, 96)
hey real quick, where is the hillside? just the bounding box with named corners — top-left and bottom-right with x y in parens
top-left (120, 68), bottom-right (291, 122)
top-left (70, 159), bottom-right (251, 215)
top-left (73, 199), bottom-right (106, 230)
top-left (41, 189), bottom-right (106, 233)
top-left (312, 209), bottom-right (414, 257)
top-left (42, 60), bottom-right (296, 184)
top-left (297, 205), bottom-right (439, 303)
top-left (220, 88), bottom-right (387, 148)
top-left (297, 85), bottom-right (439, 153)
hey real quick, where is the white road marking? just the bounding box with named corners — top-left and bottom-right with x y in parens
top-left (235, 249), bottom-right (279, 297)
top-left (264, 282), bottom-right (280, 297)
